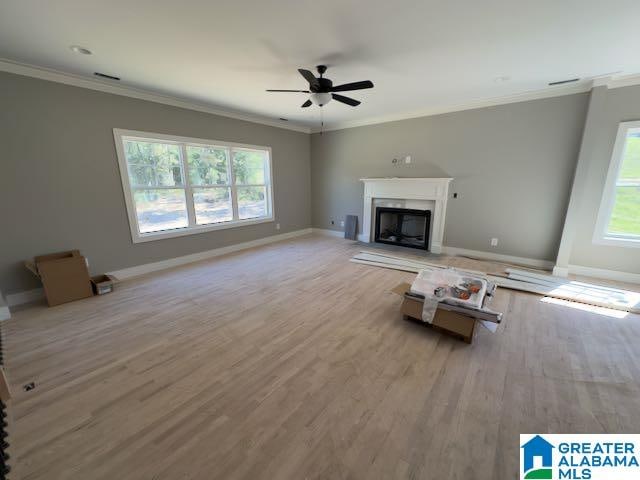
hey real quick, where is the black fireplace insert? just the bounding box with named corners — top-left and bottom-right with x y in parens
top-left (374, 207), bottom-right (431, 250)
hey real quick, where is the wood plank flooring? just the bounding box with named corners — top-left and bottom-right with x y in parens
top-left (3, 234), bottom-right (640, 479)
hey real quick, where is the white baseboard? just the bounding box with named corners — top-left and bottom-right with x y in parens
top-left (6, 287), bottom-right (45, 307)
top-left (552, 266), bottom-right (569, 277)
top-left (0, 289), bottom-right (10, 321)
top-left (441, 246), bottom-right (555, 270)
top-left (6, 228), bottom-right (313, 307)
top-left (311, 228), bottom-right (369, 242)
top-left (109, 228), bottom-right (313, 280)
top-left (567, 264), bottom-right (640, 285)
top-left (312, 228), bottom-right (345, 238)
top-left (314, 232), bottom-right (553, 269)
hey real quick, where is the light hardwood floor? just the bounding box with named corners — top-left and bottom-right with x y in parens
top-left (4, 234), bottom-right (640, 479)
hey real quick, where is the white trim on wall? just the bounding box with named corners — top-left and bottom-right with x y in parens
top-left (8, 232), bottom-right (637, 310)
top-left (312, 83), bottom-right (594, 133)
top-left (312, 230), bottom-right (555, 269)
top-left (0, 289), bottom-right (10, 321)
top-left (6, 228), bottom-right (313, 307)
top-left (605, 73), bottom-right (640, 90)
top-left (592, 120), bottom-right (640, 249)
top-left (441, 246), bottom-right (555, 270)
top-left (109, 228), bottom-right (311, 279)
top-left (312, 228), bottom-right (345, 238)
top-left (113, 128), bottom-right (276, 243)
top-left (567, 264), bottom-right (640, 285)
top-left (0, 58), bottom-right (311, 133)
top-left (6, 288), bottom-right (45, 308)
top-left (5, 57), bottom-right (640, 136)
top-left (313, 75), bottom-right (640, 133)
top-left (360, 177), bottom-right (452, 254)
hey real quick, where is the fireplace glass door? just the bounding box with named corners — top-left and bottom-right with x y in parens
top-left (374, 207), bottom-right (431, 250)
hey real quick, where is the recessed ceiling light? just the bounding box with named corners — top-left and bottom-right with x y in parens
top-left (493, 76), bottom-right (511, 83)
top-left (70, 45), bottom-right (92, 55)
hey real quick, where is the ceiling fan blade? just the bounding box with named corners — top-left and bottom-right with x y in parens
top-left (266, 89), bottom-right (310, 92)
top-left (331, 94), bottom-right (361, 107)
top-left (298, 69), bottom-right (320, 89)
top-left (301, 99), bottom-right (312, 108)
top-left (331, 80), bottom-right (374, 92)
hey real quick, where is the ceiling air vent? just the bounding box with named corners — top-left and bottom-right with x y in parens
top-left (548, 78), bottom-right (580, 86)
top-left (94, 72), bottom-right (120, 81)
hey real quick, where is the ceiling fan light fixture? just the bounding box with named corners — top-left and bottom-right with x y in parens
top-left (310, 92), bottom-right (332, 106)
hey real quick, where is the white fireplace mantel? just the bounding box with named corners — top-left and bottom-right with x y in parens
top-left (360, 177), bottom-right (453, 253)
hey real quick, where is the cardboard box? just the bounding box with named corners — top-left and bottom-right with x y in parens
top-left (392, 283), bottom-right (477, 343)
top-left (91, 274), bottom-right (116, 295)
top-left (26, 250), bottom-right (93, 307)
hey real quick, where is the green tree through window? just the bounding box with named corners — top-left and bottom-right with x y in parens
top-left (117, 131), bottom-right (272, 240)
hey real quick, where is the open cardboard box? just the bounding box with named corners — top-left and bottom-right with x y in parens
top-left (25, 250), bottom-right (94, 307)
top-left (392, 282), bottom-right (478, 343)
top-left (91, 274), bottom-right (117, 295)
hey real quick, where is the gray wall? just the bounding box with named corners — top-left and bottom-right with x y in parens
top-left (564, 84), bottom-right (640, 273)
top-left (311, 94), bottom-right (589, 262)
top-left (0, 72), bottom-right (311, 294)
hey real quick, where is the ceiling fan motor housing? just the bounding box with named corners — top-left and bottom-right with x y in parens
top-left (311, 77), bottom-right (333, 93)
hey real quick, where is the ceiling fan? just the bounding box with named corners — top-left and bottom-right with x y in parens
top-left (266, 65), bottom-right (374, 108)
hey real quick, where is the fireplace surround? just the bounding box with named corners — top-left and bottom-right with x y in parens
top-left (360, 178), bottom-right (452, 253)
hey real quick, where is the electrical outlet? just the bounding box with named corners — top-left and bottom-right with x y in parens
top-left (276, 223), bottom-right (280, 230)
top-left (490, 238), bottom-right (499, 247)
top-left (340, 220), bottom-right (345, 227)
top-left (404, 155), bottom-right (411, 164)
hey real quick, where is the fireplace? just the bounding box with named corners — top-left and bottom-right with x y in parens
top-left (374, 207), bottom-right (431, 250)
top-left (360, 178), bottom-right (452, 253)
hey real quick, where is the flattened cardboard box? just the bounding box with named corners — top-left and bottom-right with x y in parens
top-left (392, 282), bottom-right (476, 343)
top-left (26, 250), bottom-right (93, 307)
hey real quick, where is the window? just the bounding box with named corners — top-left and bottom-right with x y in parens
top-left (113, 129), bottom-right (273, 243)
top-left (594, 121), bottom-right (640, 247)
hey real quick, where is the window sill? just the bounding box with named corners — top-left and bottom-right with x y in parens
top-left (592, 234), bottom-right (640, 249)
top-left (132, 216), bottom-right (274, 243)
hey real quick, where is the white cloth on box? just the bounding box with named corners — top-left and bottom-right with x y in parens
top-left (421, 296), bottom-right (439, 324)
top-left (410, 268), bottom-right (488, 323)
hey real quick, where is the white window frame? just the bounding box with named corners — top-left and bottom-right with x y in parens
top-left (593, 120), bottom-right (640, 248)
top-left (113, 128), bottom-right (274, 243)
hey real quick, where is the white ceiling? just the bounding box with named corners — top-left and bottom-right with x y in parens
top-left (1, 0), bottom-right (640, 130)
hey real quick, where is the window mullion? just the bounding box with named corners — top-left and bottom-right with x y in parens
top-left (229, 148), bottom-right (239, 221)
top-left (180, 143), bottom-right (197, 227)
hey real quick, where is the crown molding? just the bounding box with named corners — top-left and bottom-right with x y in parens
top-left (3, 57), bottom-right (639, 137)
top-left (313, 73), bottom-right (640, 133)
top-left (606, 73), bottom-right (640, 90)
top-left (0, 58), bottom-right (312, 134)
top-left (311, 83), bottom-right (593, 133)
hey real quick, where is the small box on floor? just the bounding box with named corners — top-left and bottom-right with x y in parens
top-left (91, 274), bottom-right (117, 295)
